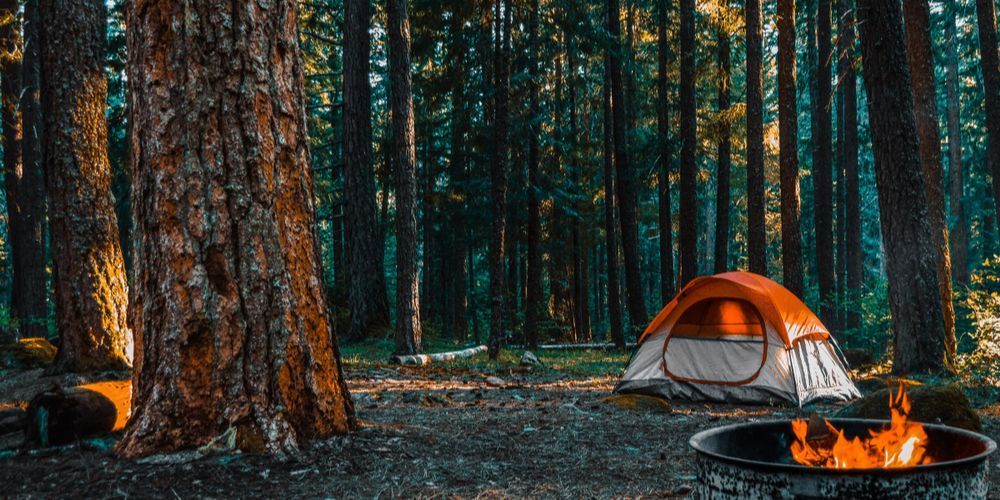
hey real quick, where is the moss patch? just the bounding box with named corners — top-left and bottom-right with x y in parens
top-left (0, 338), bottom-right (57, 369)
top-left (837, 384), bottom-right (982, 432)
top-left (602, 394), bottom-right (671, 413)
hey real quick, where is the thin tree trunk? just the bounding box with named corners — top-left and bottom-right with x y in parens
top-left (488, 0), bottom-right (511, 359)
top-left (839, 0), bottom-right (862, 330)
top-left (2, 0), bottom-right (44, 344)
top-left (448, 2), bottom-right (469, 339)
top-left (902, 0), bottom-right (955, 367)
top-left (746, 0), bottom-right (767, 276)
top-left (778, 0), bottom-right (804, 297)
top-left (856, 0), bottom-right (950, 374)
top-left (814, 0), bottom-right (835, 324)
top-left (603, 54), bottom-right (625, 348)
top-left (975, 0), bottom-right (1000, 228)
top-left (608, 0), bottom-right (646, 331)
top-left (679, 0), bottom-right (698, 286)
top-left (945, 0), bottom-right (969, 284)
top-left (41, 0), bottom-right (130, 373)
top-left (387, 0), bottom-right (421, 355)
top-left (657, 0), bottom-right (675, 301)
top-left (13, 0), bottom-right (47, 342)
top-left (344, 0), bottom-right (390, 341)
top-left (120, 0), bottom-right (354, 456)
top-left (525, 0), bottom-right (542, 349)
top-left (714, 26), bottom-right (731, 275)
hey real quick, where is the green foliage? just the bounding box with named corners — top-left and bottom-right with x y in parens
top-left (837, 280), bottom-right (893, 359)
top-left (957, 257), bottom-right (1000, 385)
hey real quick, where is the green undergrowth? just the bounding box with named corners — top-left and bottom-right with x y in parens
top-left (340, 337), bottom-right (631, 378)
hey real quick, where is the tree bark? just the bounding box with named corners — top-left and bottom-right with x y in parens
top-left (975, 0), bottom-right (1000, 229)
top-left (2, 0), bottom-right (46, 343)
top-left (14, 0), bottom-right (47, 343)
top-left (778, 0), bottom-right (804, 297)
top-left (603, 54), bottom-right (625, 348)
top-left (344, 0), bottom-right (390, 341)
top-left (746, 0), bottom-right (767, 277)
top-left (814, 0), bottom-right (835, 324)
top-left (944, 0), bottom-right (969, 285)
top-left (525, 0), bottom-right (542, 349)
top-left (856, 0), bottom-right (951, 374)
top-left (447, 2), bottom-right (469, 339)
top-left (902, 0), bottom-right (955, 367)
top-left (657, 0), bottom-right (675, 301)
top-left (714, 26), bottom-right (731, 275)
top-left (120, 0), bottom-right (354, 457)
top-left (838, 0), bottom-right (862, 330)
top-left (41, 0), bottom-right (130, 373)
top-left (387, 0), bottom-right (421, 356)
top-left (679, 0), bottom-right (698, 287)
top-left (487, 0), bottom-right (511, 359)
top-left (608, 0), bottom-right (646, 331)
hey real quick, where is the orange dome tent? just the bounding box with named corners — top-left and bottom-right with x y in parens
top-left (615, 272), bottom-right (860, 405)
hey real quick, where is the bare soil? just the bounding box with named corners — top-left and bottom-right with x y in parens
top-left (1, 362), bottom-right (998, 498)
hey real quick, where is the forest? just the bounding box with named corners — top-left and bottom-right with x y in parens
top-left (0, 0), bottom-right (999, 496)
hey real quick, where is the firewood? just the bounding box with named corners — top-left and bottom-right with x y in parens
top-left (24, 386), bottom-right (120, 447)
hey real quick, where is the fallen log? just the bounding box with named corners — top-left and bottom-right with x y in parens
top-left (538, 342), bottom-right (636, 350)
top-left (392, 345), bottom-right (487, 366)
top-left (24, 380), bottom-right (132, 447)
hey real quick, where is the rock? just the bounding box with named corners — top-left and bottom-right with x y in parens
top-left (0, 338), bottom-right (56, 369)
top-left (836, 384), bottom-right (981, 432)
top-left (485, 376), bottom-right (505, 387)
top-left (841, 348), bottom-right (874, 368)
top-left (519, 351), bottom-right (541, 366)
top-left (602, 394), bottom-right (671, 413)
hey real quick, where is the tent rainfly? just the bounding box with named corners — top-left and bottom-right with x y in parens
top-left (614, 271), bottom-right (861, 406)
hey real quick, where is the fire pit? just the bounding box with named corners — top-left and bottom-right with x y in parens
top-left (689, 418), bottom-right (996, 498)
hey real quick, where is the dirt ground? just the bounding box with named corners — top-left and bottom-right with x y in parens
top-left (1, 358), bottom-right (999, 499)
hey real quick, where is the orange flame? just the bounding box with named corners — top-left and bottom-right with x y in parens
top-left (790, 386), bottom-right (931, 469)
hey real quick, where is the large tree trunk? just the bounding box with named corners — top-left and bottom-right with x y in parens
top-left (343, 0), bottom-right (389, 341)
top-left (603, 54), bottom-right (625, 348)
top-left (746, 0), bottom-right (767, 276)
top-left (40, 0), bottom-right (130, 373)
top-left (2, 0), bottom-right (46, 343)
top-left (777, 0), bottom-right (804, 297)
top-left (814, 0), bottom-right (835, 324)
top-left (657, 0), bottom-right (675, 301)
top-left (487, 0), bottom-right (511, 359)
top-left (945, 0), bottom-right (969, 285)
top-left (714, 26), bottom-right (731, 275)
top-left (679, 0), bottom-right (698, 286)
top-left (608, 0), bottom-right (645, 332)
top-left (120, 0), bottom-right (354, 457)
top-left (839, 0), bottom-right (862, 330)
top-left (856, 0), bottom-right (950, 374)
top-left (976, 0), bottom-right (1000, 227)
top-left (387, 0), bottom-right (421, 356)
top-left (902, 0), bottom-right (956, 368)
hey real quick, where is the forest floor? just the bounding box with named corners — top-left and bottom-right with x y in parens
top-left (1, 340), bottom-right (999, 498)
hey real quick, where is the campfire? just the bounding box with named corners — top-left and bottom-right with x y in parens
top-left (789, 386), bottom-right (931, 469)
top-left (688, 388), bottom-right (997, 498)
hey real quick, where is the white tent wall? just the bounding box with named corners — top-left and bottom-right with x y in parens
top-left (615, 312), bottom-right (860, 406)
